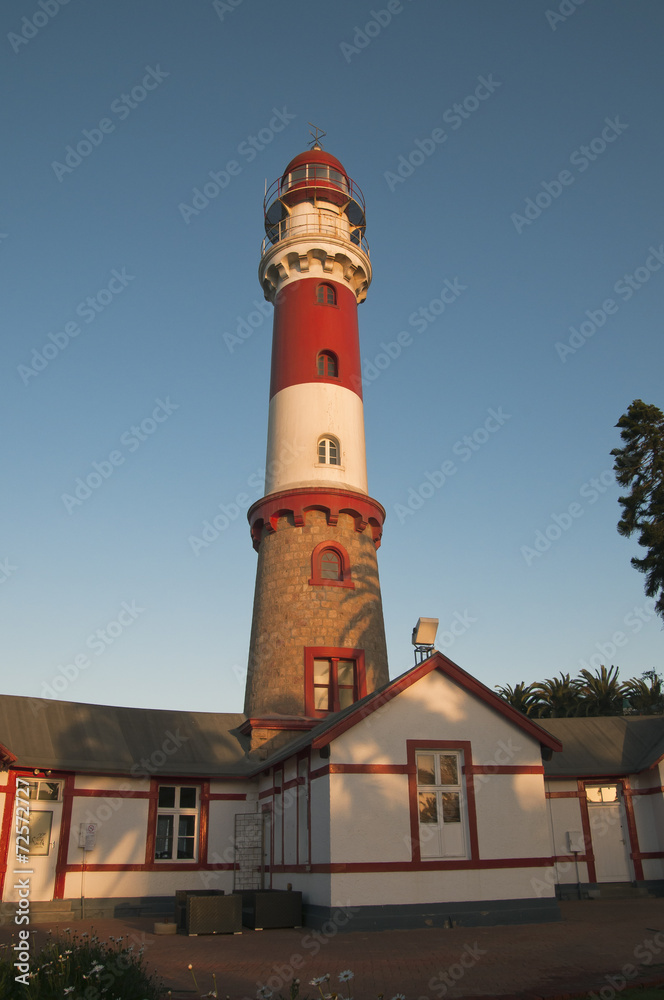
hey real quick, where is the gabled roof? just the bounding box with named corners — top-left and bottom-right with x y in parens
top-left (260, 651), bottom-right (562, 768)
top-left (540, 715), bottom-right (664, 777)
top-left (0, 695), bottom-right (253, 777)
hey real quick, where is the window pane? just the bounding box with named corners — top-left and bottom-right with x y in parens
top-left (313, 659), bottom-right (330, 683)
top-left (326, 354), bottom-right (337, 376)
top-left (328, 440), bottom-right (339, 464)
top-left (28, 782), bottom-right (39, 800)
top-left (419, 792), bottom-right (437, 824)
top-left (155, 815), bottom-right (173, 859)
top-left (317, 354), bottom-right (325, 376)
top-left (599, 785), bottom-right (618, 803)
top-left (179, 787), bottom-right (197, 809)
top-left (39, 782), bottom-right (61, 801)
top-left (321, 550), bottom-right (341, 579)
top-left (177, 814), bottom-right (195, 859)
top-left (585, 787), bottom-right (603, 803)
top-left (417, 755), bottom-right (435, 786)
top-left (442, 792), bottom-right (461, 823)
top-left (158, 786), bottom-right (175, 808)
top-left (338, 687), bottom-right (354, 709)
top-left (439, 754), bottom-right (458, 786)
top-left (337, 660), bottom-right (354, 685)
top-left (314, 687), bottom-right (330, 711)
top-left (318, 440), bottom-right (327, 462)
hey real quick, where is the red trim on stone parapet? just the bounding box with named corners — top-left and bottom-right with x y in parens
top-left (237, 717), bottom-right (319, 736)
top-left (270, 279), bottom-right (362, 400)
top-left (248, 488), bottom-right (385, 551)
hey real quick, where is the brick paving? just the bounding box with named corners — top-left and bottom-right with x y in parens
top-left (1, 898), bottom-right (664, 999)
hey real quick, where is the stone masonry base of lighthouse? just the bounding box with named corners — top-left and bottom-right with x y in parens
top-left (244, 506), bottom-right (389, 745)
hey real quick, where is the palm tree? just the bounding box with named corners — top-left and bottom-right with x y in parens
top-left (577, 664), bottom-right (625, 716)
top-left (530, 673), bottom-right (583, 718)
top-left (623, 670), bottom-right (663, 715)
top-left (495, 681), bottom-right (541, 717)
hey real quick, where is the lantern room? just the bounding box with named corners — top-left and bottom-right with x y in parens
top-left (262, 146), bottom-right (368, 253)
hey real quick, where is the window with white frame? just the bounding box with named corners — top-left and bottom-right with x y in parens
top-left (28, 780), bottom-right (62, 801)
top-left (317, 436), bottom-right (340, 466)
top-left (154, 785), bottom-right (198, 861)
top-left (416, 751), bottom-right (467, 859)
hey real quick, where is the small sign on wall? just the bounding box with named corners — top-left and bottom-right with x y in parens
top-left (79, 823), bottom-right (97, 851)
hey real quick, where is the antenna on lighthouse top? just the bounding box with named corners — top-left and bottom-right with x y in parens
top-left (307, 122), bottom-right (326, 150)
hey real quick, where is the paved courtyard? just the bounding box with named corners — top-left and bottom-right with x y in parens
top-left (2, 898), bottom-right (664, 998)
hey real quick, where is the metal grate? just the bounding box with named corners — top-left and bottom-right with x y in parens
top-left (233, 813), bottom-right (264, 891)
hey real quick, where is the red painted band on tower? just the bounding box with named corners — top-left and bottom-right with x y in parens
top-left (269, 279), bottom-right (363, 400)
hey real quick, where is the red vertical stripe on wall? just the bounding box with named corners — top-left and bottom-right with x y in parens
top-left (144, 782), bottom-right (158, 866)
top-left (54, 775), bottom-right (75, 900)
top-left (0, 772), bottom-right (18, 900)
top-left (621, 778), bottom-right (643, 880)
top-left (577, 781), bottom-right (596, 883)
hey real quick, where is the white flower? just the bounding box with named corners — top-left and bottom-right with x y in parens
top-left (339, 971), bottom-right (354, 982)
top-left (91, 963), bottom-right (104, 974)
top-left (64, 989), bottom-right (75, 995)
top-left (391, 994), bottom-right (406, 1000)
top-left (310, 977), bottom-right (328, 986)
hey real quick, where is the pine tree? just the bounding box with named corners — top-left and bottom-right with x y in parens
top-left (611, 399), bottom-right (664, 623)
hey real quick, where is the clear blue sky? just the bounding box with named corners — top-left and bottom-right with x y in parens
top-left (3, 0), bottom-right (662, 713)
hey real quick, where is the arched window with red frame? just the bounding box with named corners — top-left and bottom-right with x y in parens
top-left (309, 540), bottom-right (354, 588)
top-left (316, 283), bottom-right (336, 306)
top-left (317, 351), bottom-right (338, 378)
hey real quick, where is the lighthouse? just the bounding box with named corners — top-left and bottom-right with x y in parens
top-left (243, 143), bottom-right (389, 753)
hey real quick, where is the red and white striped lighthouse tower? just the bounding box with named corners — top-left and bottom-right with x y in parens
top-left (244, 142), bottom-right (389, 752)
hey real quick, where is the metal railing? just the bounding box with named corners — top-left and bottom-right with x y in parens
top-left (261, 214), bottom-right (370, 256)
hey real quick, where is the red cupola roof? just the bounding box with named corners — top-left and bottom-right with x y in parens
top-left (281, 148), bottom-right (349, 181)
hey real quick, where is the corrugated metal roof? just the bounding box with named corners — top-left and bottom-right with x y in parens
top-left (541, 716), bottom-right (664, 777)
top-left (0, 695), bottom-right (253, 776)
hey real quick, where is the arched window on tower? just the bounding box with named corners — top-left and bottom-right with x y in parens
top-left (317, 350), bottom-right (338, 378)
top-left (316, 283), bottom-right (336, 306)
top-left (309, 541), bottom-right (354, 589)
top-left (318, 436), bottom-right (340, 466)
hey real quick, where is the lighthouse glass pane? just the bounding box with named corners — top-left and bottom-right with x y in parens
top-left (417, 755), bottom-right (435, 786)
top-left (439, 755), bottom-right (459, 786)
top-left (320, 550), bottom-right (341, 579)
top-left (313, 659), bottom-right (330, 684)
top-left (419, 792), bottom-right (437, 824)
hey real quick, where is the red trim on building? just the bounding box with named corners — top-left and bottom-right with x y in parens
top-left (309, 540), bottom-right (355, 588)
top-left (577, 781), bottom-right (596, 883)
top-left (628, 785), bottom-right (664, 796)
top-left (71, 788), bottom-right (150, 798)
top-left (466, 765), bottom-right (544, 775)
top-left (546, 790), bottom-right (580, 798)
top-left (268, 856), bottom-right (558, 875)
top-left (312, 652), bottom-right (562, 753)
top-left (248, 488), bottom-right (385, 551)
top-left (54, 774), bottom-right (75, 900)
top-left (620, 777), bottom-right (643, 880)
top-left (0, 771), bottom-right (17, 899)
top-left (269, 279), bottom-right (363, 400)
top-left (199, 780), bottom-right (210, 865)
top-left (634, 850), bottom-right (664, 860)
top-left (144, 783), bottom-right (158, 866)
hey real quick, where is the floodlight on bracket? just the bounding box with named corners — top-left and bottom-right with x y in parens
top-left (411, 617), bottom-right (439, 665)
